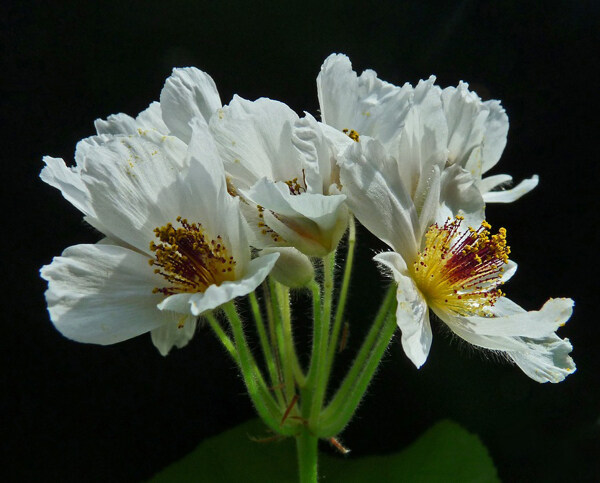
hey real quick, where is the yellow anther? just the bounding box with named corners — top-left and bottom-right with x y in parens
top-left (410, 216), bottom-right (510, 316)
top-left (149, 218), bottom-right (236, 296)
top-left (342, 128), bottom-right (360, 142)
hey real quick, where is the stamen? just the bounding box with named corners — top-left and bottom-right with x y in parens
top-left (149, 217), bottom-right (236, 296)
top-left (411, 216), bottom-right (510, 316)
top-left (342, 128), bottom-right (360, 142)
top-left (284, 169), bottom-right (307, 195)
top-left (256, 205), bottom-right (282, 243)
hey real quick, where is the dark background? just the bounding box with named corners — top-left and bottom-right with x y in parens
top-left (2, 1), bottom-right (598, 481)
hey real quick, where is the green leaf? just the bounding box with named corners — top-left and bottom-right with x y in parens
top-left (150, 419), bottom-right (498, 482)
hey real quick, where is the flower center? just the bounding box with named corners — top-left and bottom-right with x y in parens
top-left (149, 217), bottom-right (236, 296)
top-left (342, 128), bottom-right (360, 142)
top-left (410, 216), bottom-right (510, 316)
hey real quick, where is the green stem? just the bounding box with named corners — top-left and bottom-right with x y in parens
top-left (278, 283), bottom-right (307, 387)
top-left (300, 280), bottom-right (322, 422)
top-left (263, 281), bottom-right (285, 401)
top-left (205, 313), bottom-right (238, 364)
top-left (319, 311), bottom-right (397, 437)
top-left (308, 251), bottom-right (336, 425)
top-left (324, 217), bottom-right (356, 383)
top-left (269, 277), bottom-right (295, 403)
top-left (317, 285), bottom-right (397, 437)
top-left (222, 302), bottom-right (295, 436)
top-left (248, 291), bottom-right (283, 406)
top-left (295, 428), bottom-right (318, 483)
top-left (321, 251), bottom-right (336, 332)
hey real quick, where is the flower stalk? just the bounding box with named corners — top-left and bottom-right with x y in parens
top-left (203, 226), bottom-right (401, 482)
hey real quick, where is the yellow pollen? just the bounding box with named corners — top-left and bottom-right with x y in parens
top-left (342, 128), bottom-right (360, 142)
top-left (226, 176), bottom-right (239, 197)
top-left (284, 169), bottom-right (307, 195)
top-left (410, 217), bottom-right (510, 316)
top-left (149, 217), bottom-right (236, 296)
top-left (254, 205), bottom-right (284, 243)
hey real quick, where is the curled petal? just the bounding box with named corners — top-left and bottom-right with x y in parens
top-left (94, 102), bottom-right (168, 136)
top-left (160, 67), bottom-right (222, 142)
top-left (151, 316), bottom-right (198, 356)
top-left (439, 298), bottom-right (575, 383)
top-left (374, 252), bottom-right (432, 368)
top-left (157, 253), bottom-right (279, 316)
top-left (317, 53), bottom-right (413, 147)
top-left (241, 178), bottom-right (348, 256)
top-left (482, 175), bottom-right (539, 203)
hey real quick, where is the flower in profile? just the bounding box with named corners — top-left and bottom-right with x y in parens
top-left (339, 138), bottom-right (575, 383)
top-left (40, 120), bottom-right (278, 355)
top-left (317, 53), bottom-right (538, 203)
top-left (208, 96), bottom-right (353, 257)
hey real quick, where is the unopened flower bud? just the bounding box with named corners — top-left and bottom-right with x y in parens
top-left (261, 247), bottom-right (314, 288)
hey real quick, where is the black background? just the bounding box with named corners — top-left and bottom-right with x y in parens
top-left (2, 1), bottom-right (599, 481)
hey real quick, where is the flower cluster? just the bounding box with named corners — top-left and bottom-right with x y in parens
top-left (41, 54), bottom-right (574, 382)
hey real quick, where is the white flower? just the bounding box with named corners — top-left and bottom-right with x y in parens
top-left (40, 120), bottom-right (278, 355)
top-left (317, 53), bottom-right (538, 204)
top-left (339, 139), bottom-right (575, 383)
top-left (123, 68), bottom-right (351, 257)
top-left (208, 96), bottom-right (353, 257)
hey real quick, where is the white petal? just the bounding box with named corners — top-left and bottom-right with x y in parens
top-left (243, 178), bottom-right (346, 226)
top-left (437, 298), bottom-right (575, 383)
top-left (80, 124), bottom-right (247, 266)
top-left (260, 247), bottom-right (314, 288)
top-left (441, 83), bottom-right (508, 176)
top-left (373, 250), bottom-right (408, 274)
top-left (438, 164), bottom-right (485, 228)
top-left (509, 335), bottom-right (575, 383)
top-left (160, 67), bottom-right (222, 142)
top-left (261, 209), bottom-right (332, 257)
top-left (183, 118), bottom-right (250, 272)
top-left (40, 156), bottom-right (93, 217)
top-left (94, 112), bottom-right (139, 136)
top-left (40, 155), bottom-right (132, 247)
top-left (394, 77), bottom-right (448, 198)
top-left (40, 244), bottom-right (167, 345)
top-left (415, 165), bottom-right (441, 239)
top-left (482, 175), bottom-right (539, 203)
top-left (210, 96), bottom-right (301, 188)
top-left (157, 252), bottom-right (279, 315)
top-left (374, 252), bottom-right (431, 368)
top-left (500, 260), bottom-right (518, 283)
top-left (317, 53), bottom-right (413, 147)
top-left (480, 99), bottom-right (509, 173)
top-left (136, 101), bottom-right (169, 133)
top-left (444, 318), bottom-right (529, 352)
top-left (94, 102), bottom-right (168, 136)
top-left (240, 177), bottom-right (349, 256)
top-left (151, 316), bottom-right (198, 356)
top-left (458, 298), bottom-right (574, 338)
top-left (292, 113), bottom-right (351, 193)
top-left (80, 131), bottom-right (189, 253)
top-left (340, 139), bottom-right (419, 261)
top-left (441, 82), bottom-right (488, 170)
top-left (476, 173), bottom-right (513, 194)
